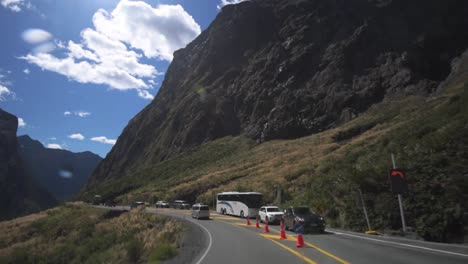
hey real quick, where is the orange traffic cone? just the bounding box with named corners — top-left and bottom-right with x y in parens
top-left (296, 233), bottom-right (304, 248)
top-left (256, 216), bottom-right (260, 229)
top-left (280, 221), bottom-right (287, 240)
top-left (264, 218), bottom-right (270, 233)
top-left (246, 215), bottom-right (251, 226)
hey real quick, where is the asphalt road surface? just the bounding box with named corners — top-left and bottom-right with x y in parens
top-left (101, 206), bottom-right (468, 264)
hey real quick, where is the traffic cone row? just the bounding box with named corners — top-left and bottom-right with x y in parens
top-left (246, 214), bottom-right (251, 226)
top-left (264, 218), bottom-right (270, 233)
top-left (296, 233), bottom-right (304, 248)
top-left (256, 216), bottom-right (260, 229)
top-left (279, 220), bottom-right (287, 240)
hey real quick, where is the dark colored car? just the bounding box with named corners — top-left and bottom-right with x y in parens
top-left (103, 200), bottom-right (116, 207)
top-left (283, 206), bottom-right (325, 233)
top-left (130, 201), bottom-right (146, 209)
top-left (171, 200), bottom-right (191, 209)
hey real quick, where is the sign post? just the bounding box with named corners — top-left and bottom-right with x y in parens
top-left (358, 188), bottom-right (372, 231)
top-left (391, 154), bottom-right (407, 233)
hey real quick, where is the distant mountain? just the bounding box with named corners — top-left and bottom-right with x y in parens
top-left (18, 135), bottom-right (102, 201)
top-left (0, 109), bottom-right (57, 221)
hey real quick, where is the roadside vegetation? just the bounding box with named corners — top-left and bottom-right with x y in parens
top-left (0, 203), bottom-right (183, 264)
top-left (81, 80), bottom-right (468, 243)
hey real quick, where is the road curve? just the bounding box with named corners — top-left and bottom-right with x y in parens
top-left (146, 207), bottom-right (305, 264)
top-left (96, 206), bottom-right (468, 264)
top-left (148, 208), bottom-right (468, 264)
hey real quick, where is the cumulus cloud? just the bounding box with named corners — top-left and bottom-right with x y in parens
top-left (1, 0), bottom-right (30, 12)
top-left (17, 117), bottom-right (26, 127)
top-left (68, 133), bottom-right (85, 140)
top-left (93, 1), bottom-right (201, 61)
top-left (217, 0), bottom-right (249, 10)
top-left (46, 143), bottom-right (63, 149)
top-left (23, 68), bottom-right (30, 74)
top-left (20, 0), bottom-right (200, 99)
top-left (0, 85), bottom-right (15, 101)
top-left (91, 136), bottom-right (116, 145)
top-left (63, 111), bottom-right (91, 117)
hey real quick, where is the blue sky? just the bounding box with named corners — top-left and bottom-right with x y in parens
top-left (0, 0), bottom-right (243, 157)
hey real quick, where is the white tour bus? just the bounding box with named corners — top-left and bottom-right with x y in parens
top-left (216, 192), bottom-right (263, 218)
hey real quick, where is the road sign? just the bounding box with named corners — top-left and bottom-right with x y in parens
top-left (390, 169), bottom-right (408, 194)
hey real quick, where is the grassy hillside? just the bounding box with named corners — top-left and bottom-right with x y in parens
top-left (81, 79), bottom-right (468, 243)
top-left (0, 203), bottom-right (183, 264)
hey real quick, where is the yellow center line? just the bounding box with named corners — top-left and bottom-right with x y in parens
top-left (216, 218), bottom-right (317, 264)
top-left (260, 233), bottom-right (296, 242)
top-left (212, 217), bottom-right (351, 264)
top-left (211, 217), bottom-right (241, 220)
top-left (268, 238), bottom-right (317, 264)
top-left (304, 242), bottom-right (350, 264)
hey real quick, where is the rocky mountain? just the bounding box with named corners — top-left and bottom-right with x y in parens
top-left (0, 109), bottom-right (56, 221)
top-left (87, 0), bottom-right (468, 186)
top-left (18, 135), bottom-right (102, 201)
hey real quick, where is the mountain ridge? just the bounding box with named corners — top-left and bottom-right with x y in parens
top-left (18, 135), bottom-right (102, 201)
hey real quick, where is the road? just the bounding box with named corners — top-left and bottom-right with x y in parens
top-left (102, 206), bottom-right (468, 264)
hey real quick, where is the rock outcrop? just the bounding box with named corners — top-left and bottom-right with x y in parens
top-left (0, 109), bottom-right (56, 221)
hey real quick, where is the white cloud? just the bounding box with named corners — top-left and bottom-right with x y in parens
top-left (20, 0), bottom-right (200, 99)
top-left (23, 68), bottom-right (30, 74)
top-left (137, 89), bottom-right (154, 100)
top-left (217, 0), bottom-right (248, 10)
top-left (64, 111), bottom-right (91, 117)
top-left (91, 136), bottom-right (116, 145)
top-left (1, 0), bottom-right (29, 12)
top-left (0, 85), bottom-right (15, 101)
top-left (93, 1), bottom-right (201, 61)
top-left (68, 133), bottom-right (85, 140)
top-left (46, 143), bottom-right (63, 149)
top-left (21, 28), bottom-right (52, 44)
top-left (76, 111), bottom-right (91, 117)
top-left (17, 117), bottom-right (26, 127)
top-left (49, 137), bottom-right (57, 140)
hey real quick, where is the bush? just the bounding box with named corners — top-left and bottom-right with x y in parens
top-left (150, 242), bottom-right (177, 262)
top-left (126, 237), bottom-right (144, 263)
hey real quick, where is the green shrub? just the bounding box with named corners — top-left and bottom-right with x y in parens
top-left (150, 242), bottom-right (177, 262)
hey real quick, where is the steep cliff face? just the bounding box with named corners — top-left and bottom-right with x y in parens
top-left (0, 110), bottom-right (56, 221)
top-left (18, 135), bottom-right (102, 201)
top-left (88, 0), bottom-right (468, 184)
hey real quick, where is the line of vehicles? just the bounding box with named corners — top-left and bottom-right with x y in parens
top-left (129, 191), bottom-right (325, 233)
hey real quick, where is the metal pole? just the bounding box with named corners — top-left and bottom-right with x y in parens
top-left (358, 188), bottom-right (372, 231)
top-left (392, 153), bottom-right (407, 233)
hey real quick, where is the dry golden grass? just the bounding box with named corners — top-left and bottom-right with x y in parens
top-left (0, 204), bottom-right (184, 264)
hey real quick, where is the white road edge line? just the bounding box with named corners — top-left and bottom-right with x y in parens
top-left (332, 231), bottom-right (468, 258)
top-left (193, 220), bottom-right (213, 264)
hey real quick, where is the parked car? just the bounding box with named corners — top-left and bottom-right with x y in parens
top-left (191, 204), bottom-right (210, 219)
top-left (130, 201), bottom-right (146, 209)
top-left (155, 201), bottom-right (170, 208)
top-left (283, 206), bottom-right (325, 233)
top-left (259, 206), bottom-right (284, 224)
top-left (172, 200), bottom-right (191, 209)
top-left (103, 200), bottom-right (116, 207)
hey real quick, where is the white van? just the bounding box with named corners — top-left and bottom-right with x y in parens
top-left (191, 204), bottom-right (210, 219)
